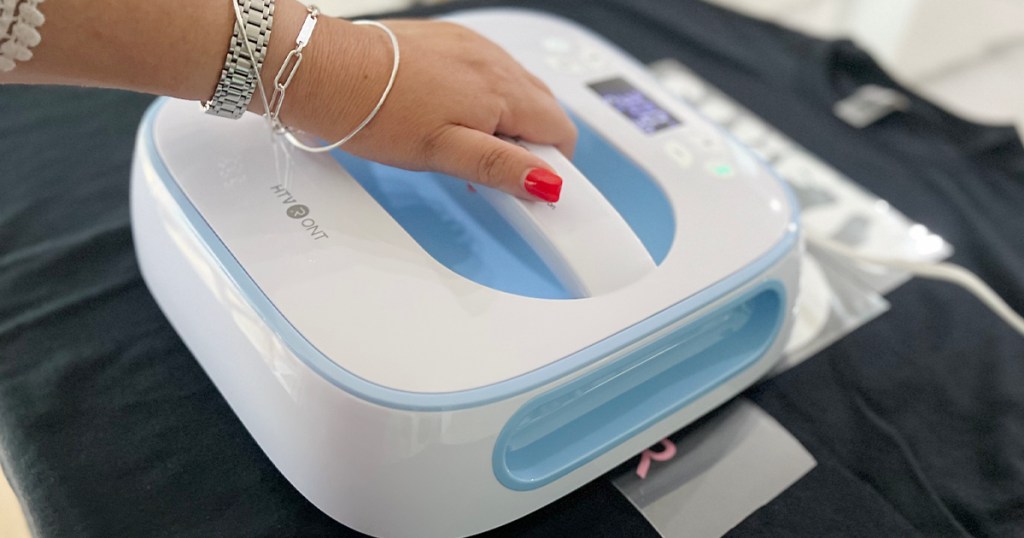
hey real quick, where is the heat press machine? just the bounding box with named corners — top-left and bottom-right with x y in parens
top-left (130, 8), bottom-right (800, 537)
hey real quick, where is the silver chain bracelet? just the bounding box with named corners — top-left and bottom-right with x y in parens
top-left (267, 5), bottom-right (319, 131)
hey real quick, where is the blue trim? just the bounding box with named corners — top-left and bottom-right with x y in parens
top-left (141, 98), bottom-right (800, 412)
top-left (492, 281), bottom-right (785, 490)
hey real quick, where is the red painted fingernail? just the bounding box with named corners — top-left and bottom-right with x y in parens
top-left (524, 168), bottom-right (562, 203)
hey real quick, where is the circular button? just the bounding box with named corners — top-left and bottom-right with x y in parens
top-left (731, 116), bottom-right (768, 146)
top-left (664, 140), bottom-right (694, 168)
top-left (685, 129), bottom-right (725, 153)
top-left (749, 135), bottom-right (791, 163)
top-left (698, 96), bottom-right (739, 125)
top-left (662, 74), bottom-right (708, 104)
top-left (545, 55), bottom-right (585, 75)
top-left (580, 48), bottom-right (606, 68)
top-left (542, 36), bottom-right (573, 53)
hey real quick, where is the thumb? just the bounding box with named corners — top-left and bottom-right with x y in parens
top-left (428, 126), bottom-right (563, 202)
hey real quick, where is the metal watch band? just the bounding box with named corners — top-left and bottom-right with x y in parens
top-left (204, 0), bottom-right (274, 119)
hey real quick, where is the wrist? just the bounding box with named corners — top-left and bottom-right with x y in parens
top-left (254, 10), bottom-right (393, 141)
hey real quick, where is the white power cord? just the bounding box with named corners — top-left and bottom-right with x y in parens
top-left (806, 232), bottom-right (1024, 337)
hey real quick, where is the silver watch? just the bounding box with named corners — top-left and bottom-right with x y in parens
top-left (204, 0), bottom-right (275, 119)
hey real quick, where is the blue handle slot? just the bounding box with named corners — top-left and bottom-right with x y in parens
top-left (333, 114), bottom-right (674, 300)
top-left (493, 282), bottom-right (784, 490)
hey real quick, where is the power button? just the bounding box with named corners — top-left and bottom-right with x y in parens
top-left (664, 140), bottom-right (694, 168)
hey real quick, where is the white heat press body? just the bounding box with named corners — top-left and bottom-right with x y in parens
top-left (130, 9), bottom-right (800, 538)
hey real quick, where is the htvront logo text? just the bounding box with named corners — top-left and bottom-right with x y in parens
top-left (270, 185), bottom-right (329, 240)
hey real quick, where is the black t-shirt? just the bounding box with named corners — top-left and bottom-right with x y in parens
top-left (1, 0), bottom-right (1022, 536)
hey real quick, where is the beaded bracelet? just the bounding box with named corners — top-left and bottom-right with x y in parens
top-left (0, 0), bottom-right (45, 73)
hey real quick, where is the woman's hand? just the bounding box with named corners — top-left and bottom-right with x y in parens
top-left (1, 0), bottom-right (575, 200)
top-left (280, 17), bottom-right (578, 202)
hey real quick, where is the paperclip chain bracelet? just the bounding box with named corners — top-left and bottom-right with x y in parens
top-left (267, 5), bottom-right (318, 131)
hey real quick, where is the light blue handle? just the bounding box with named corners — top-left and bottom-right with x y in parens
top-left (493, 281), bottom-right (784, 490)
top-left (333, 114), bottom-right (674, 299)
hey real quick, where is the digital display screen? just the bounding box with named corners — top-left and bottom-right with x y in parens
top-left (589, 77), bottom-right (680, 134)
